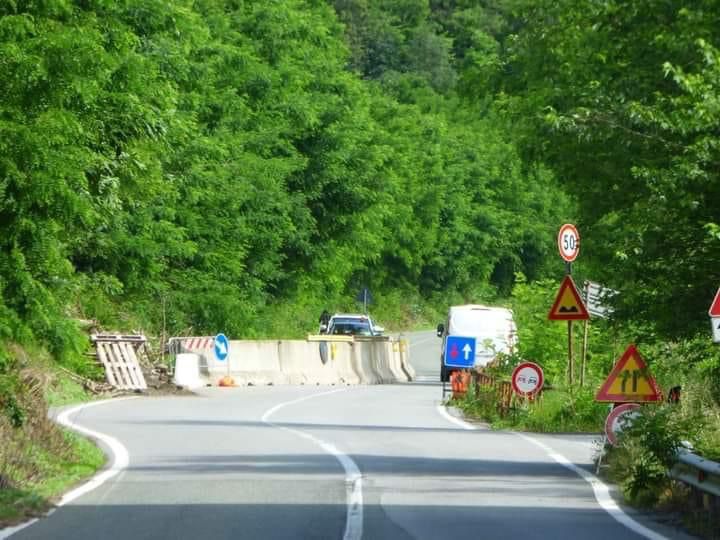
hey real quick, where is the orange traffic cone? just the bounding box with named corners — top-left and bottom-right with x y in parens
top-left (218, 375), bottom-right (236, 387)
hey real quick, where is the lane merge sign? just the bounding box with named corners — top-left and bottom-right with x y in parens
top-left (558, 223), bottom-right (580, 262)
top-left (444, 336), bottom-right (475, 369)
top-left (214, 333), bottom-right (229, 362)
top-left (595, 344), bottom-right (662, 403)
top-left (548, 275), bottom-right (590, 321)
top-left (511, 362), bottom-right (544, 396)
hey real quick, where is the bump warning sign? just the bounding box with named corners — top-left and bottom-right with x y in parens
top-left (548, 275), bottom-right (589, 321)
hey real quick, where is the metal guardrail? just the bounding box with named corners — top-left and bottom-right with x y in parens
top-left (670, 450), bottom-right (720, 499)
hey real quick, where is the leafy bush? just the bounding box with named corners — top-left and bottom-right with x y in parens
top-left (607, 403), bottom-right (705, 507)
top-left (456, 378), bottom-right (607, 433)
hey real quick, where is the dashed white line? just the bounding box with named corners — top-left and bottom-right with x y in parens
top-left (407, 335), bottom-right (437, 348)
top-left (262, 389), bottom-right (363, 540)
top-left (436, 404), bottom-right (668, 540)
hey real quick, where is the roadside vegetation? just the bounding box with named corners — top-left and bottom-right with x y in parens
top-left (454, 277), bottom-right (720, 537)
top-left (1, 0), bottom-right (720, 533)
top-left (0, 349), bottom-right (104, 527)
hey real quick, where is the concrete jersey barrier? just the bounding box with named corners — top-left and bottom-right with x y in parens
top-left (176, 335), bottom-right (412, 386)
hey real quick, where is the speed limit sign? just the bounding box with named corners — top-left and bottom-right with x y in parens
top-left (557, 224), bottom-right (580, 262)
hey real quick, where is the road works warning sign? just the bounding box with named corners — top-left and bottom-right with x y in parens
top-left (595, 344), bottom-right (662, 403)
top-left (548, 275), bottom-right (589, 321)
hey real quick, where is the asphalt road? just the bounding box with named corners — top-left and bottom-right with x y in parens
top-left (7, 331), bottom-right (695, 540)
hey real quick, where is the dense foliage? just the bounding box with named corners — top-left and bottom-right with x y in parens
top-left (3, 0), bottom-right (720, 527)
top-left (0, 0), bottom-right (566, 362)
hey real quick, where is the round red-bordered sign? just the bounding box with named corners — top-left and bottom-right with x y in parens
top-left (557, 223), bottom-right (580, 262)
top-left (511, 362), bottom-right (544, 396)
top-left (604, 403), bottom-right (641, 446)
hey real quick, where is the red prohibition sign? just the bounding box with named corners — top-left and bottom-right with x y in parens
top-left (511, 362), bottom-right (544, 396)
top-left (557, 223), bottom-right (580, 262)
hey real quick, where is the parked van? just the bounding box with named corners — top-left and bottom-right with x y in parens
top-left (437, 304), bottom-right (518, 382)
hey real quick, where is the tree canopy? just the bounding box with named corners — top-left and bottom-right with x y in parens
top-left (0, 0), bottom-right (568, 360)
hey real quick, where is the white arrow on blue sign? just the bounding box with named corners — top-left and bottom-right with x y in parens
top-left (444, 335), bottom-right (476, 368)
top-left (214, 333), bottom-right (229, 362)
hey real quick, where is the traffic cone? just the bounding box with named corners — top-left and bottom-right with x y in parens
top-left (218, 375), bottom-right (235, 387)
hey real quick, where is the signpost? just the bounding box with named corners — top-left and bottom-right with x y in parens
top-left (443, 336), bottom-right (476, 369)
top-left (557, 223), bottom-right (580, 263)
top-left (581, 281), bottom-right (617, 386)
top-left (605, 403), bottom-right (641, 446)
top-left (595, 344), bottom-right (662, 403)
top-left (550, 224), bottom-right (586, 385)
top-left (511, 362), bottom-right (544, 397)
top-left (357, 287), bottom-right (373, 314)
top-left (549, 269), bottom-right (589, 386)
top-left (709, 288), bottom-right (720, 343)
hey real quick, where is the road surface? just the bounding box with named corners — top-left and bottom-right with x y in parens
top-left (6, 331), bottom-right (693, 539)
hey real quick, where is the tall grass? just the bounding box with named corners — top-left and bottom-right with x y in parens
top-left (0, 363), bottom-right (105, 527)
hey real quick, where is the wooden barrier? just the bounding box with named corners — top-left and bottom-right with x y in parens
top-left (92, 334), bottom-right (148, 391)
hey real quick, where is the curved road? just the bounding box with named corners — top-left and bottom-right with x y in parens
top-left (7, 331), bottom-right (693, 539)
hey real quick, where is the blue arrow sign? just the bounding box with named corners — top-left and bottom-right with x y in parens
top-left (444, 335), bottom-right (476, 368)
top-left (214, 333), bottom-right (229, 362)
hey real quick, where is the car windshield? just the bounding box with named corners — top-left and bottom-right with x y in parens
top-left (329, 318), bottom-right (373, 336)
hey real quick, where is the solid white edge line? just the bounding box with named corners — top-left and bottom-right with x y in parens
top-left (435, 404), bottom-right (476, 431)
top-left (436, 404), bottom-right (668, 540)
top-left (262, 389), bottom-right (363, 540)
top-left (516, 433), bottom-right (668, 540)
top-left (0, 397), bottom-right (136, 540)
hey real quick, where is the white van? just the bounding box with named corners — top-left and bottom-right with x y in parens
top-left (437, 304), bottom-right (518, 381)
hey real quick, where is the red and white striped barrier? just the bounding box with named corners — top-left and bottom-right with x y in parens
top-left (167, 336), bottom-right (214, 354)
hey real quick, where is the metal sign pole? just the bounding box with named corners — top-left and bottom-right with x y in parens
top-left (566, 261), bottom-right (573, 386)
top-left (581, 319), bottom-right (589, 386)
top-left (568, 320), bottom-right (574, 386)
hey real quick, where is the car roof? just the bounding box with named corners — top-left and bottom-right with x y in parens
top-left (331, 313), bottom-right (370, 319)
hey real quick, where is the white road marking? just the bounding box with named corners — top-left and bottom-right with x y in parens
top-left (435, 404), bottom-right (476, 430)
top-left (0, 398), bottom-right (136, 539)
top-left (0, 519), bottom-right (40, 540)
top-left (516, 433), bottom-right (668, 540)
top-left (407, 335), bottom-right (437, 348)
top-left (436, 404), bottom-right (668, 540)
top-left (262, 389), bottom-right (363, 540)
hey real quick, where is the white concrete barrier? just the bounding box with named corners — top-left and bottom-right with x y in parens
top-left (399, 338), bottom-right (415, 381)
top-left (202, 340), bottom-right (287, 386)
top-left (176, 334), bottom-right (413, 386)
top-left (331, 342), bottom-right (361, 384)
top-left (353, 341), bottom-right (382, 384)
top-left (173, 353), bottom-right (204, 389)
top-left (385, 341), bottom-right (409, 382)
top-left (278, 340), bottom-right (347, 385)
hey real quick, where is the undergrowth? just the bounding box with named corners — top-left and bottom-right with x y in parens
top-left (455, 381), bottom-right (607, 433)
top-left (0, 347), bottom-right (105, 528)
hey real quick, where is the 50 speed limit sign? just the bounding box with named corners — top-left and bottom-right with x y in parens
top-left (557, 224), bottom-right (580, 262)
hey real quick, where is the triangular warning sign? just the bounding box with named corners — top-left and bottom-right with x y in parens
top-left (595, 344), bottom-right (662, 403)
top-left (709, 287), bottom-right (720, 317)
top-left (548, 275), bottom-right (589, 321)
